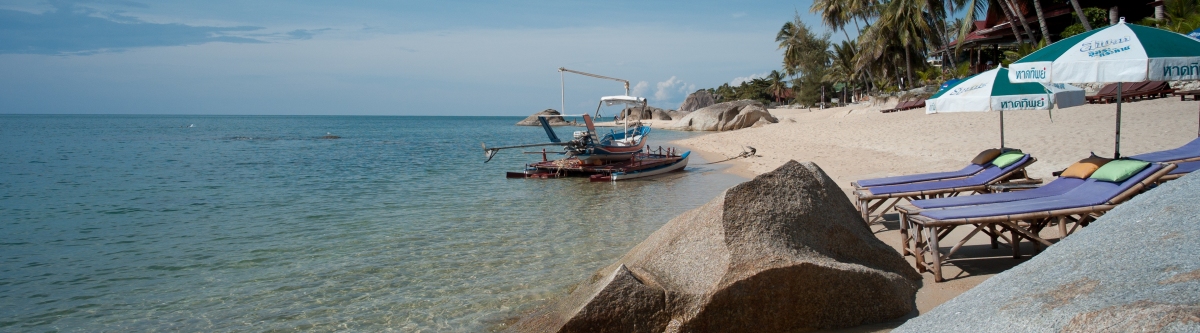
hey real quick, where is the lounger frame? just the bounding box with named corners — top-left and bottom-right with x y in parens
top-left (900, 164), bottom-right (1175, 282)
top-left (853, 157), bottom-right (1038, 225)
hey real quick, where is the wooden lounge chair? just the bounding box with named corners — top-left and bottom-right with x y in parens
top-left (1085, 83), bottom-right (1120, 104)
top-left (1173, 89), bottom-right (1200, 101)
top-left (1129, 137), bottom-right (1200, 163)
top-left (853, 154), bottom-right (1038, 225)
top-left (881, 100), bottom-right (910, 113)
top-left (901, 162), bottom-right (1175, 282)
top-left (1125, 81), bottom-right (1173, 101)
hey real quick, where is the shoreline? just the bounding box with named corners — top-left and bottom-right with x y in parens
top-left (666, 97), bottom-right (1200, 328)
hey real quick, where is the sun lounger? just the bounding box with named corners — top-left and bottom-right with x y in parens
top-left (902, 161), bottom-right (1175, 282)
top-left (881, 99), bottom-right (926, 113)
top-left (1087, 81), bottom-right (1174, 103)
top-left (1173, 89), bottom-right (1200, 101)
top-left (1158, 160), bottom-right (1200, 182)
top-left (854, 164), bottom-right (986, 188)
top-left (1129, 137), bottom-right (1200, 162)
top-left (1085, 83), bottom-right (1121, 104)
top-left (854, 153), bottom-right (1037, 224)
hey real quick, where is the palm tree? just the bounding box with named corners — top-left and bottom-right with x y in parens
top-left (776, 20), bottom-right (804, 77)
top-left (826, 40), bottom-right (859, 101)
top-left (1005, 0), bottom-right (1038, 42)
top-left (1030, 0), bottom-right (1051, 43)
top-left (811, 0), bottom-right (855, 42)
top-left (766, 70), bottom-right (788, 105)
top-left (875, 0), bottom-right (938, 87)
top-left (1069, 0), bottom-right (1092, 31)
top-left (955, 0), bottom-right (1023, 52)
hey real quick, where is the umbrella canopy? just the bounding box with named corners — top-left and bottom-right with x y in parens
top-left (926, 67), bottom-right (1084, 149)
top-left (1008, 18), bottom-right (1200, 84)
top-left (927, 67), bottom-right (1083, 114)
top-left (1008, 18), bottom-right (1200, 157)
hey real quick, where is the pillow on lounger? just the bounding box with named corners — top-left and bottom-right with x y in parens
top-left (971, 149), bottom-right (1003, 165)
top-left (1089, 159), bottom-right (1151, 182)
top-left (1060, 155), bottom-right (1112, 179)
top-left (990, 151), bottom-right (1025, 168)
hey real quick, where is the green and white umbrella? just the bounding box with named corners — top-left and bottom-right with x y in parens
top-left (927, 67), bottom-right (1085, 149)
top-left (1008, 18), bottom-right (1200, 157)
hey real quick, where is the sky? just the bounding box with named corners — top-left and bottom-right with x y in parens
top-left (0, 0), bottom-right (844, 116)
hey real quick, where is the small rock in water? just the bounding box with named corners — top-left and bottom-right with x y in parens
top-left (320, 132), bottom-right (340, 139)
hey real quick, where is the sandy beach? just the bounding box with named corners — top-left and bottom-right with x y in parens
top-left (671, 97), bottom-right (1200, 326)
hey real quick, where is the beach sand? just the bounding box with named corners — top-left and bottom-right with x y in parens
top-left (672, 97), bottom-right (1200, 330)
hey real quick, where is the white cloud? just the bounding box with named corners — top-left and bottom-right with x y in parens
top-left (631, 81), bottom-right (649, 97)
top-left (730, 71), bottom-right (770, 86)
top-left (638, 76), bottom-right (696, 109)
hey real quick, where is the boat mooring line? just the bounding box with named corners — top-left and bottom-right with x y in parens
top-left (702, 146), bottom-right (757, 165)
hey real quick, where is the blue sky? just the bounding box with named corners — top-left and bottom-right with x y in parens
top-left (0, 1), bottom-right (837, 115)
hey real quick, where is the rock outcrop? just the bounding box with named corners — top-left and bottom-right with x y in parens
top-left (510, 161), bottom-right (921, 333)
top-left (620, 106), bottom-right (677, 121)
top-left (679, 90), bottom-right (716, 112)
top-left (516, 109), bottom-right (573, 126)
top-left (894, 172), bottom-right (1200, 332)
top-left (669, 100), bottom-right (778, 131)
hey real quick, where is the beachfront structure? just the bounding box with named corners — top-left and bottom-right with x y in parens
top-left (939, 1), bottom-right (1156, 75)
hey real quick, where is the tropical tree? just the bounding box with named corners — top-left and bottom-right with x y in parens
top-left (1162, 0), bottom-right (1200, 33)
top-left (1030, 0), bottom-right (1051, 43)
top-left (874, 0), bottom-right (939, 87)
top-left (1068, 0), bottom-right (1092, 31)
top-left (772, 14), bottom-right (830, 97)
top-left (766, 70), bottom-right (788, 105)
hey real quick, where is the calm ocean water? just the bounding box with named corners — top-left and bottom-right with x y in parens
top-left (0, 115), bottom-right (744, 332)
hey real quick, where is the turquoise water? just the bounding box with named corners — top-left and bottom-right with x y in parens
top-left (0, 115), bottom-right (744, 332)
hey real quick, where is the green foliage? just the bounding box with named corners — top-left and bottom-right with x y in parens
top-left (916, 66), bottom-right (942, 86)
top-left (1161, 0), bottom-right (1200, 33)
top-left (776, 14), bottom-right (833, 78)
top-left (713, 78), bottom-right (776, 105)
top-left (1002, 39), bottom-right (1048, 66)
top-left (953, 61), bottom-right (971, 79)
top-left (1059, 7), bottom-right (1109, 39)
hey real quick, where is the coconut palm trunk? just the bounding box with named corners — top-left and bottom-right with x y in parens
top-left (1031, 0), bottom-right (1051, 42)
top-left (996, 0), bottom-right (1026, 44)
top-left (1069, 0), bottom-right (1092, 31)
top-left (1005, 0), bottom-right (1038, 43)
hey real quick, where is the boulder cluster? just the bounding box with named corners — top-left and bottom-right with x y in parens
top-left (515, 109), bottom-right (573, 126)
top-left (668, 100), bottom-right (778, 131)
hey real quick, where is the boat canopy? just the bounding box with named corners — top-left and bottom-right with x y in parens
top-left (600, 95), bottom-right (646, 106)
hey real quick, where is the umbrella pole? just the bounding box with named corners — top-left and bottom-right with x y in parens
top-left (1000, 111), bottom-right (1005, 150)
top-left (1115, 82), bottom-right (1122, 159)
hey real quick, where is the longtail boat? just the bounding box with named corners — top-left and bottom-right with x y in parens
top-left (484, 95), bottom-right (688, 181)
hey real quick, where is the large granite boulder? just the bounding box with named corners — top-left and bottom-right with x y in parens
top-left (510, 161), bottom-right (921, 333)
top-left (679, 90), bottom-right (716, 112)
top-left (620, 106), bottom-right (676, 121)
top-left (517, 109), bottom-right (572, 126)
top-left (669, 100), bottom-right (778, 131)
top-left (894, 172), bottom-right (1200, 332)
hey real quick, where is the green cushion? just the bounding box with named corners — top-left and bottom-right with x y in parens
top-left (990, 152), bottom-right (1025, 168)
top-left (1089, 159), bottom-right (1151, 182)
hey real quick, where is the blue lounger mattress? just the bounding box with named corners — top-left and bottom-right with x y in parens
top-left (1130, 137), bottom-right (1200, 162)
top-left (1169, 160), bottom-right (1200, 175)
top-left (856, 164), bottom-right (986, 187)
top-left (919, 164), bottom-right (1163, 220)
top-left (867, 155), bottom-right (1031, 196)
top-left (909, 177), bottom-right (1086, 209)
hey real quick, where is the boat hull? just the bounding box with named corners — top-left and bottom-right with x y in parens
top-left (589, 152), bottom-right (689, 182)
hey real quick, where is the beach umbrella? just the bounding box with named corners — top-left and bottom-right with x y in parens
top-left (926, 67), bottom-right (1085, 149)
top-left (1008, 18), bottom-right (1200, 157)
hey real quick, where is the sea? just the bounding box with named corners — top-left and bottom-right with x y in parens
top-left (0, 115), bottom-right (745, 332)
